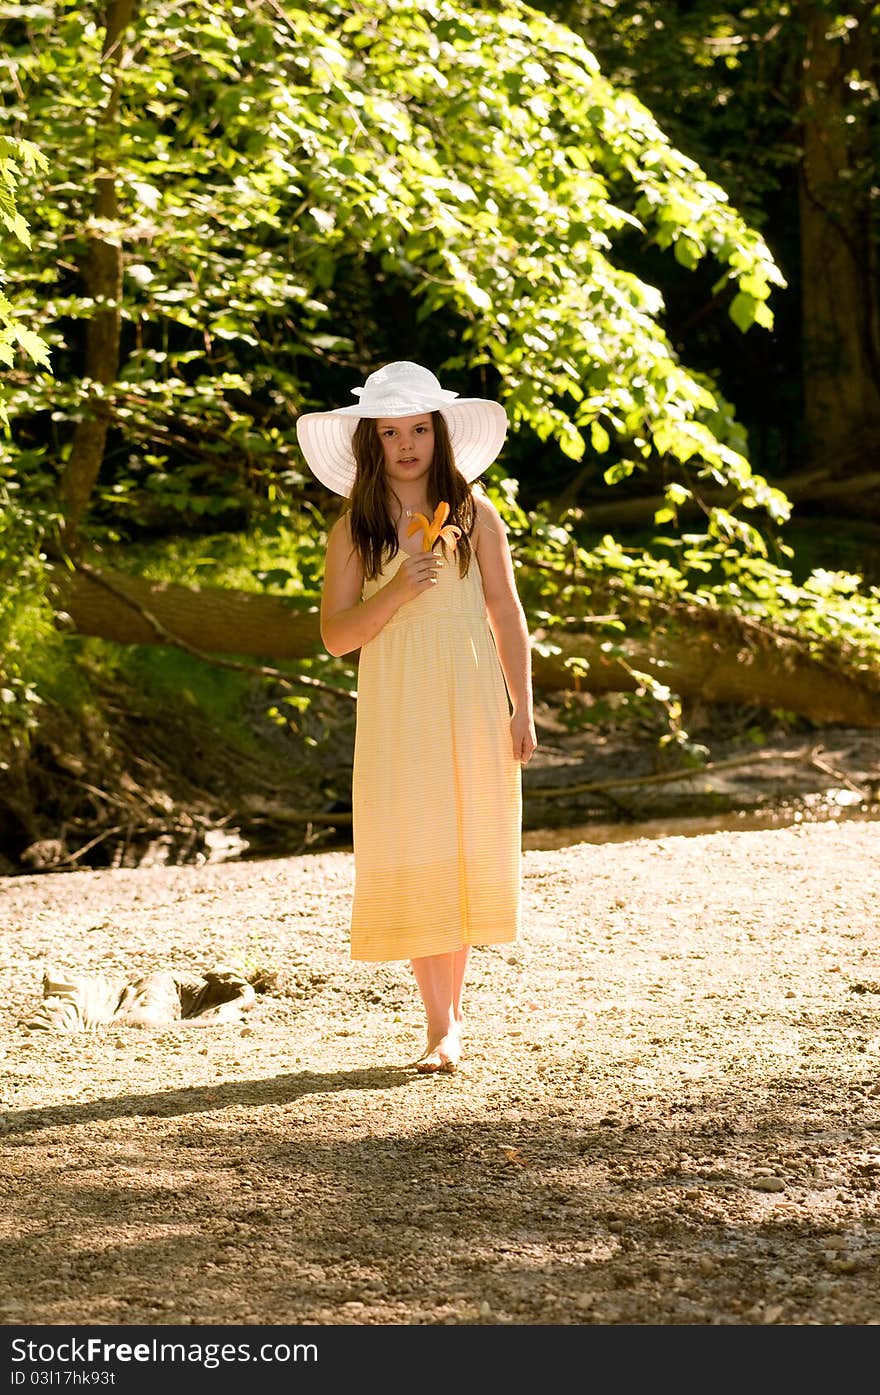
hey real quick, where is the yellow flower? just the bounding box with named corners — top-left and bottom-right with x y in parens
top-left (406, 500), bottom-right (462, 553)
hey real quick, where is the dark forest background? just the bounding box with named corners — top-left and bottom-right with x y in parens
top-left (0, 0), bottom-right (878, 871)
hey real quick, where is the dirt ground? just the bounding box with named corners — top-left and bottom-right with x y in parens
top-left (1, 813), bottom-right (879, 1336)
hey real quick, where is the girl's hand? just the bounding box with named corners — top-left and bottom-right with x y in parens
top-left (511, 710), bottom-right (537, 764)
top-left (390, 549), bottom-right (443, 603)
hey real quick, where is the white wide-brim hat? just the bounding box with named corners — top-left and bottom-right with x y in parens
top-left (296, 360), bottom-right (508, 496)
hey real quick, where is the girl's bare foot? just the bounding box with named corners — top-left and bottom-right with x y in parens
top-left (415, 1026), bottom-right (462, 1074)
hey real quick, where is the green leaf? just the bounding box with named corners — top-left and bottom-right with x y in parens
top-left (12, 327), bottom-right (51, 367)
top-left (590, 420), bottom-right (611, 454)
top-left (729, 292), bottom-right (758, 333)
top-left (673, 236), bottom-right (700, 270)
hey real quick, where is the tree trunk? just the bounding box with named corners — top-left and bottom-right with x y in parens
top-left (798, 0), bottom-right (880, 467)
top-left (48, 563), bottom-right (880, 727)
top-left (58, 0), bottom-right (134, 548)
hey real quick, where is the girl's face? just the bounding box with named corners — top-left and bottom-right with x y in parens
top-left (376, 414), bottom-right (434, 488)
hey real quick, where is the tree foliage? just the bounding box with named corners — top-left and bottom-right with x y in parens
top-left (0, 134), bottom-right (50, 421)
top-left (1, 0), bottom-right (786, 520)
top-left (0, 0), bottom-right (878, 743)
top-left (0, 131), bottom-right (54, 737)
top-left (535, 0), bottom-right (880, 476)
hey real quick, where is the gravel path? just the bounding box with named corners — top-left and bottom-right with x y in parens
top-left (1, 817), bottom-right (879, 1331)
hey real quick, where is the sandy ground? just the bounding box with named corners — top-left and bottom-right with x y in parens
top-left (1, 816), bottom-right (879, 1342)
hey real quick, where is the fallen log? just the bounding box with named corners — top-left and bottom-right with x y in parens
top-left (49, 561), bottom-right (320, 658)
top-left (48, 562), bottom-right (880, 727)
top-left (530, 620), bottom-right (880, 726)
top-left (576, 465), bottom-right (880, 529)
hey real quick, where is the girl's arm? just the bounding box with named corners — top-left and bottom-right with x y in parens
top-left (320, 512), bottom-right (441, 657)
top-left (473, 492), bottom-right (538, 765)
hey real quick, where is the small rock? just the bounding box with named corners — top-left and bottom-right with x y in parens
top-left (750, 1176), bottom-right (786, 1192)
top-left (20, 839), bottom-right (67, 869)
top-left (829, 1256), bottom-right (859, 1274)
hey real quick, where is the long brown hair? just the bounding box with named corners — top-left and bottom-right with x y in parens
top-left (347, 412), bottom-right (475, 581)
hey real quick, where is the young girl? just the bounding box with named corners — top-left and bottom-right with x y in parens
top-left (296, 361), bottom-right (537, 1074)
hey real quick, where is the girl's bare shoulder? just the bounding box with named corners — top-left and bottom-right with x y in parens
top-left (324, 509), bottom-right (362, 578)
top-left (471, 486), bottom-right (505, 535)
top-left (328, 508), bottom-right (353, 541)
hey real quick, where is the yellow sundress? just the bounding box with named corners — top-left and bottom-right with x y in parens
top-left (350, 544), bottom-right (522, 961)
